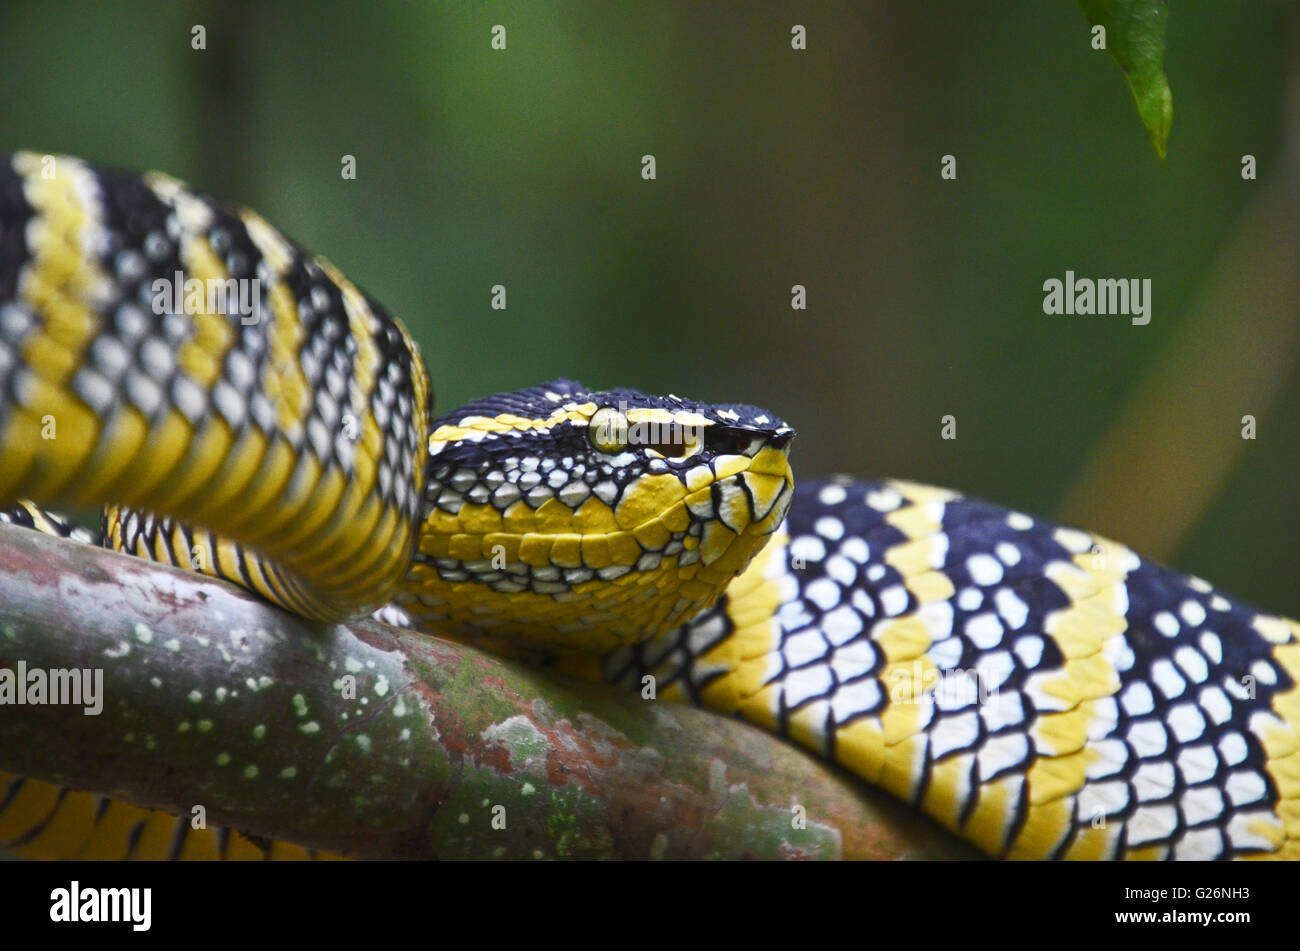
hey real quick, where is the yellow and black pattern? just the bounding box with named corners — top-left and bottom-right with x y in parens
top-left (0, 497), bottom-right (98, 546)
top-left (605, 477), bottom-right (1300, 859)
top-left (0, 770), bottom-right (341, 860)
top-left (2, 153), bottom-right (1298, 861)
top-left (0, 151), bottom-right (430, 620)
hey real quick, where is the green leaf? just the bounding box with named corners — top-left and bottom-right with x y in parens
top-left (1078, 0), bottom-right (1173, 159)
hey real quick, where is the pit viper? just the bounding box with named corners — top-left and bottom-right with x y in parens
top-left (0, 152), bottom-right (1297, 861)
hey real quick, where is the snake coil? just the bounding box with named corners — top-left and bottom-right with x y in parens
top-left (1, 153), bottom-right (1298, 860)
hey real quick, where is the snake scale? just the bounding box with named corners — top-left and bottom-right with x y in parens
top-left (0, 152), bottom-right (1297, 861)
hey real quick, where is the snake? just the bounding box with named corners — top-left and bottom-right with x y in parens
top-left (0, 151), bottom-right (1297, 861)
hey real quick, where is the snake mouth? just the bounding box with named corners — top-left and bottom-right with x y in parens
top-left (404, 428), bottom-right (794, 648)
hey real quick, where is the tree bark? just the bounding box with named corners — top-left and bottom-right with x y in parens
top-left (0, 523), bottom-right (976, 860)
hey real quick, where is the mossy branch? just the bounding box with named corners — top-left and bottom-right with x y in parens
top-left (0, 523), bottom-right (975, 860)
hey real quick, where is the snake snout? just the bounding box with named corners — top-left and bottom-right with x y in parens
top-left (765, 428), bottom-right (796, 450)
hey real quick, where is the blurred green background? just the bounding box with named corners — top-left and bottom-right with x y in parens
top-left (0, 0), bottom-right (1295, 614)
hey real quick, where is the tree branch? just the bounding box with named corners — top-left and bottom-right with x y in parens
top-left (0, 523), bottom-right (975, 860)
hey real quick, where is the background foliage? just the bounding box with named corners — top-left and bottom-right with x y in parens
top-left (0, 0), bottom-right (1295, 615)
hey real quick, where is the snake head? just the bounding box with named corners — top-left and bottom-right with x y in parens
top-left (402, 379), bottom-right (795, 652)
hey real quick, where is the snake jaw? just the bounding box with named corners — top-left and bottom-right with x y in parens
top-left (399, 382), bottom-right (795, 652)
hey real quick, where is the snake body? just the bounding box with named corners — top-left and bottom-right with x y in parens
top-left (1, 153), bottom-right (1298, 860)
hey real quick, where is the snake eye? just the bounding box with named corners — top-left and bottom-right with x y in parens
top-left (705, 426), bottom-right (760, 457)
top-left (589, 406), bottom-right (629, 453)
